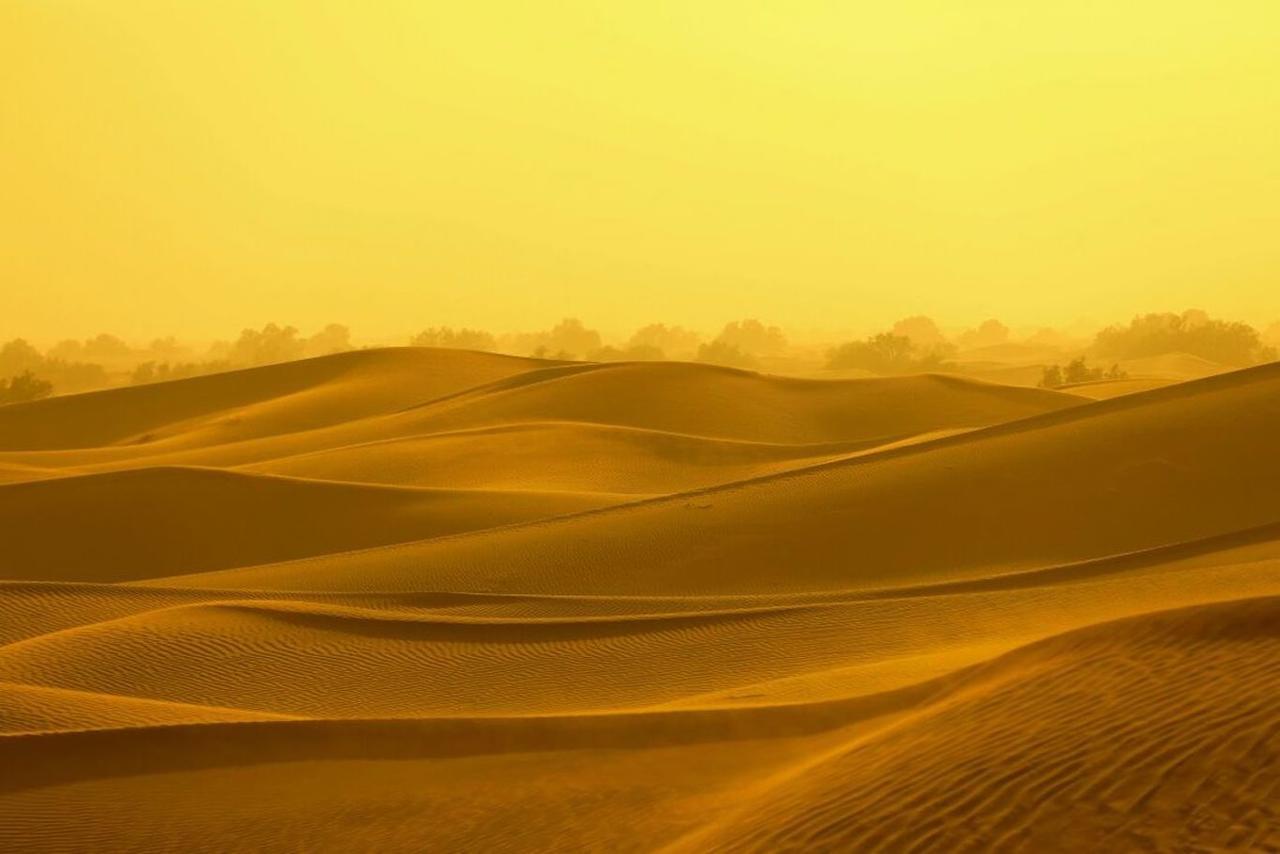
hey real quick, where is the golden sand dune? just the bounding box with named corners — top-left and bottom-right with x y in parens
top-left (0, 355), bottom-right (1079, 483)
top-left (238, 422), bottom-right (868, 493)
top-left (1056, 376), bottom-right (1177, 399)
top-left (1, 349), bottom-right (1277, 852)
top-left (0, 348), bottom-right (549, 452)
top-left (170, 361), bottom-right (1280, 595)
top-left (682, 597), bottom-right (1280, 853)
top-left (0, 466), bottom-right (619, 582)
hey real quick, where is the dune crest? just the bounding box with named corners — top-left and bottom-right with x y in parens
top-left (2, 349), bottom-right (1277, 852)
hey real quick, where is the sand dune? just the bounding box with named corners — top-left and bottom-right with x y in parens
top-left (0, 347), bottom-right (550, 453)
top-left (170, 361), bottom-right (1280, 595)
top-left (681, 597), bottom-right (1280, 853)
top-left (0, 466), bottom-right (619, 582)
top-left (239, 422), bottom-right (869, 493)
top-left (1, 349), bottom-right (1277, 852)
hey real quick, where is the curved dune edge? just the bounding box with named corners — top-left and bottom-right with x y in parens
top-left (1, 597), bottom-right (1277, 853)
top-left (1, 354), bottom-right (1277, 851)
top-left (0, 466), bottom-right (630, 583)
top-left (2, 531), bottom-right (1277, 723)
top-left (145, 361), bottom-right (1280, 594)
top-left (671, 595), bottom-right (1280, 853)
top-left (0, 681), bottom-right (300, 735)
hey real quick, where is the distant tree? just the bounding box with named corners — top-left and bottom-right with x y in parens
top-left (410, 326), bottom-right (497, 351)
top-left (1062, 357), bottom-right (1098, 385)
top-left (696, 340), bottom-right (758, 369)
top-left (891, 316), bottom-right (948, 351)
top-left (0, 339), bottom-right (44, 376)
top-left (81, 333), bottom-right (132, 360)
top-left (42, 358), bottom-right (108, 393)
top-left (500, 318), bottom-right (603, 358)
top-left (1039, 364), bottom-right (1065, 389)
top-left (304, 323), bottom-right (352, 357)
top-left (545, 318), bottom-right (602, 356)
top-left (713, 319), bottom-right (786, 357)
top-left (827, 332), bottom-right (915, 373)
top-left (957, 319), bottom-right (1010, 350)
top-left (147, 336), bottom-right (188, 360)
top-left (230, 323), bottom-right (305, 366)
top-left (1039, 358), bottom-right (1127, 388)
top-left (46, 339), bottom-right (85, 361)
top-left (827, 331), bottom-right (954, 374)
top-left (131, 361), bottom-right (158, 385)
top-left (1093, 310), bottom-right (1269, 366)
top-left (628, 324), bottom-right (700, 359)
top-left (0, 371), bottom-right (54, 405)
top-left (0, 338), bottom-right (109, 395)
top-left (130, 358), bottom-right (235, 385)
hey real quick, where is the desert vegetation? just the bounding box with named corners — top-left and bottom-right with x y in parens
top-left (5, 308), bottom-right (1278, 405)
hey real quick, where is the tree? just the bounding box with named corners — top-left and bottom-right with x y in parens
top-left (1040, 358), bottom-right (1127, 388)
top-left (1093, 310), bottom-right (1269, 366)
top-left (0, 371), bottom-right (53, 405)
top-left (0, 339), bottom-right (44, 376)
top-left (82, 333), bottom-right (132, 360)
top-left (1039, 364), bottom-right (1064, 389)
top-left (891, 316), bottom-right (948, 351)
top-left (696, 340), bottom-right (758, 369)
top-left (713, 319), bottom-right (786, 356)
top-left (957, 319), bottom-right (1010, 350)
top-left (628, 324), bottom-right (700, 359)
top-left (827, 332), bottom-right (916, 373)
top-left (305, 323), bottom-right (352, 357)
top-left (230, 323), bottom-right (305, 366)
top-left (545, 318), bottom-right (602, 356)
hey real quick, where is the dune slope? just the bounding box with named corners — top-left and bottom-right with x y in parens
top-left (1, 350), bottom-right (1276, 852)
top-left (173, 361), bottom-right (1280, 595)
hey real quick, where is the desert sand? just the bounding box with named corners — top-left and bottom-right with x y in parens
top-left (1, 348), bottom-right (1278, 852)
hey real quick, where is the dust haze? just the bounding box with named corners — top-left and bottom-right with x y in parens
top-left (5, 2), bottom-right (1280, 852)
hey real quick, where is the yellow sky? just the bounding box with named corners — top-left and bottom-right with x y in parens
top-left (4, 1), bottom-right (1279, 342)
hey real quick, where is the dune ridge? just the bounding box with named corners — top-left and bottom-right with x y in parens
top-left (1, 348), bottom-right (1277, 851)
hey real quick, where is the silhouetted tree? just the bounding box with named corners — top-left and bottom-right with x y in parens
top-left (230, 323), bottom-right (305, 365)
top-left (0, 371), bottom-right (53, 405)
top-left (0, 339), bottom-right (44, 376)
top-left (628, 324), bottom-right (700, 359)
top-left (305, 323), bottom-right (352, 357)
top-left (1040, 358), bottom-right (1127, 388)
top-left (827, 332), bottom-right (953, 374)
top-left (957, 319), bottom-right (1010, 350)
top-left (891, 316), bottom-right (948, 351)
top-left (696, 340), bottom-right (758, 369)
top-left (713, 319), bottom-right (786, 357)
top-left (1093, 310), bottom-right (1270, 366)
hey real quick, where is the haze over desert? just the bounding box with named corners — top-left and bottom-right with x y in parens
top-left (5, 2), bottom-right (1280, 852)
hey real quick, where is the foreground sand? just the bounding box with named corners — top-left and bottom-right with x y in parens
top-left (1, 348), bottom-right (1278, 852)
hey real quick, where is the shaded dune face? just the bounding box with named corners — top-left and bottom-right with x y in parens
top-left (1, 349), bottom-right (1278, 852)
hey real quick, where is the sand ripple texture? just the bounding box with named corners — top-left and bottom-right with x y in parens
top-left (2, 348), bottom-right (1278, 852)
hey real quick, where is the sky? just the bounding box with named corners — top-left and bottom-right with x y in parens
top-left (4, 1), bottom-right (1279, 344)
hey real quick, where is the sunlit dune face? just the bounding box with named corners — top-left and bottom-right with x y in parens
top-left (2, 348), bottom-right (1280, 851)
top-left (4, 1), bottom-right (1280, 340)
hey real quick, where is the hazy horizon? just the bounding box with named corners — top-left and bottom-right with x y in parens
top-left (7, 2), bottom-right (1280, 343)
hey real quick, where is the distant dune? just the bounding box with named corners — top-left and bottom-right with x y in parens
top-left (1, 348), bottom-right (1277, 852)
